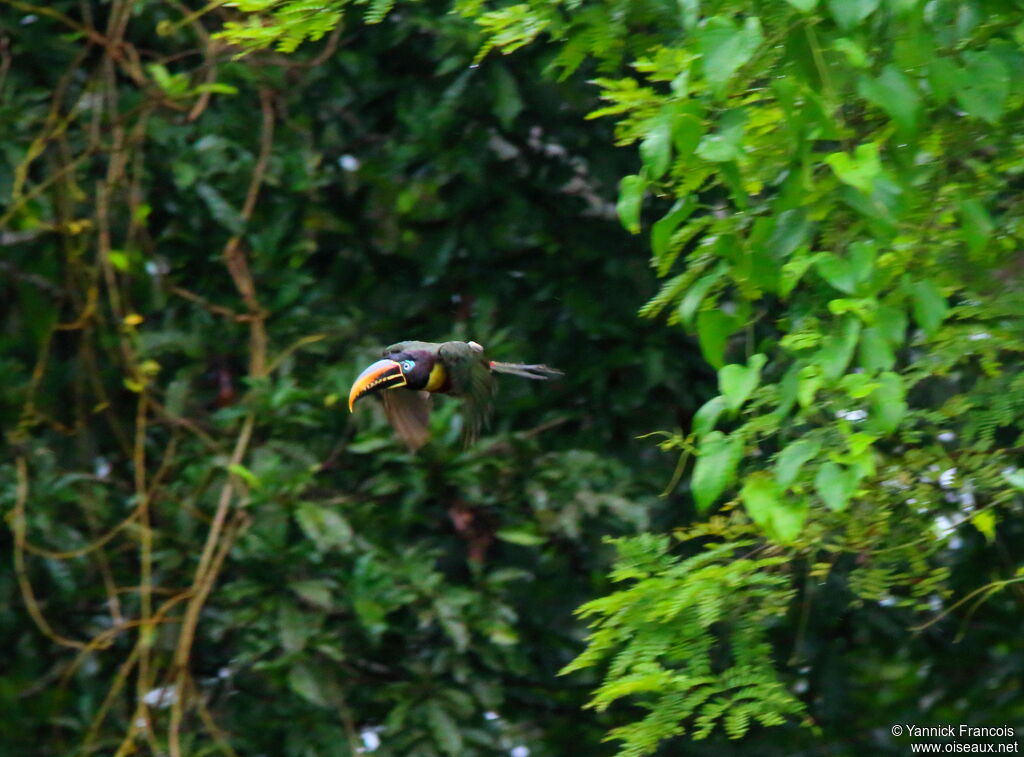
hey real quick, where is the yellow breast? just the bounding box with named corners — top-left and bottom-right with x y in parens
top-left (424, 361), bottom-right (448, 393)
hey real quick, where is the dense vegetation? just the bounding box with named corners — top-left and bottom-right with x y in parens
top-left (2, 1), bottom-right (1023, 756)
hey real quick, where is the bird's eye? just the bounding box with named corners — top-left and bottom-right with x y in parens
top-left (400, 360), bottom-right (415, 372)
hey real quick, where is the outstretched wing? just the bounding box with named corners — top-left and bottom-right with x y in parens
top-left (381, 389), bottom-right (433, 451)
top-left (438, 341), bottom-right (495, 446)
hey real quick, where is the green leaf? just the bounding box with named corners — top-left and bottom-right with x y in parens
top-left (617, 174), bottom-right (645, 234)
top-left (858, 327), bottom-right (896, 372)
top-left (197, 182), bottom-right (245, 235)
top-left (797, 364), bottom-right (823, 409)
top-left (496, 527), bottom-right (547, 546)
top-left (971, 510), bottom-right (996, 543)
top-left (780, 250), bottom-right (824, 296)
top-left (227, 462), bottom-right (261, 489)
top-left (954, 51), bottom-right (1010, 124)
top-left (771, 496), bottom-right (809, 543)
top-left (290, 579), bottom-right (334, 609)
top-left (491, 64), bottom-right (523, 127)
top-left (960, 198), bottom-right (993, 257)
top-left (695, 108), bottom-right (747, 162)
top-left (874, 304), bottom-right (908, 346)
top-left (814, 462), bottom-right (860, 512)
top-left (833, 37), bottom-right (869, 68)
top-left (691, 431), bottom-right (744, 513)
top-left (775, 437), bottom-right (823, 488)
top-left (741, 473), bottom-right (807, 543)
top-left (426, 701), bottom-right (464, 756)
top-left (908, 279), bottom-right (948, 337)
top-left (678, 263), bottom-right (726, 328)
top-left (858, 66), bottom-right (920, 135)
top-left (640, 108), bottom-right (674, 179)
top-left (651, 196), bottom-right (697, 270)
top-left (278, 601), bottom-right (311, 653)
top-left (718, 354), bottom-right (766, 412)
top-left (813, 317), bottom-right (862, 381)
top-left (825, 143), bottom-right (881, 194)
top-left (698, 16), bottom-right (764, 98)
top-left (696, 310), bottom-right (736, 369)
top-left (815, 254), bottom-right (857, 294)
top-left (827, 0), bottom-right (879, 30)
top-left (784, 0), bottom-right (818, 11)
top-left (288, 662), bottom-right (331, 707)
top-left (740, 472), bottom-right (780, 528)
top-left (868, 372), bottom-right (907, 433)
top-left (692, 395), bottom-right (727, 439)
top-left (1003, 469), bottom-right (1024, 490)
top-left (848, 241), bottom-right (877, 285)
top-left (295, 502), bottom-right (354, 553)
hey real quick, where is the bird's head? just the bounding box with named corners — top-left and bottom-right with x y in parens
top-left (348, 350), bottom-right (435, 411)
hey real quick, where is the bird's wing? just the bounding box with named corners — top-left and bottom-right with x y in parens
top-left (438, 341), bottom-right (494, 446)
top-left (381, 389), bottom-right (433, 451)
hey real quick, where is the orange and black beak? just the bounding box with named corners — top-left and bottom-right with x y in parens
top-left (348, 359), bottom-right (407, 412)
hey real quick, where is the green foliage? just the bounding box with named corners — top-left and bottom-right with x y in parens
top-left (458, 0), bottom-right (1024, 752)
top-left (0, 2), bottom-right (690, 755)
top-left (562, 536), bottom-right (804, 753)
top-left (6, 1), bottom-right (1024, 756)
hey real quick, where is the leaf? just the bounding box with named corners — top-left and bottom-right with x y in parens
top-left (491, 64), bottom-right (523, 127)
top-left (797, 364), bottom-right (823, 409)
top-left (696, 310), bottom-right (737, 369)
top-left (868, 372), bottom-right (907, 434)
top-left (784, 0), bottom-right (818, 11)
top-left (651, 196), bottom-right (697, 270)
top-left (825, 143), bottom-right (881, 195)
top-left (1001, 469), bottom-right (1024, 490)
top-left (640, 108), bottom-right (674, 179)
top-left (858, 66), bottom-right (920, 135)
top-left (827, 0), bottom-right (879, 30)
top-left (718, 354), bottom-right (766, 412)
top-left (740, 472), bottom-right (780, 528)
top-left (848, 241), bottom-right (877, 284)
top-left (698, 16), bottom-right (764, 98)
top-left (288, 662), bottom-right (330, 707)
top-left (960, 198), bottom-right (993, 257)
top-left (695, 108), bottom-right (746, 162)
top-left (858, 327), bottom-right (895, 372)
top-left (278, 601), bottom-right (311, 653)
top-left (426, 701), bottom-right (464, 756)
top-left (775, 437), bottom-right (822, 488)
top-left (295, 502), bottom-right (354, 553)
top-left (814, 462), bottom-right (860, 512)
top-left (815, 254), bottom-right (857, 294)
top-left (741, 473), bottom-right (807, 543)
top-left (771, 496), bottom-right (809, 543)
top-left (874, 304), bottom-right (907, 346)
top-left (691, 431), bottom-right (744, 513)
top-left (227, 463), bottom-right (261, 489)
top-left (678, 263), bottom-right (726, 328)
top-left (496, 527), bottom-right (547, 546)
top-left (780, 250), bottom-right (824, 296)
top-left (290, 579), bottom-right (334, 609)
top-left (813, 316), bottom-right (862, 381)
top-left (617, 174), bottom-right (645, 234)
top-left (693, 395), bottom-right (727, 438)
top-left (971, 510), bottom-right (996, 543)
top-left (908, 279), bottom-right (948, 337)
top-left (196, 182), bottom-right (245, 234)
top-left (954, 51), bottom-right (1010, 125)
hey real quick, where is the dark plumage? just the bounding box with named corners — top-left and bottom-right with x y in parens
top-left (348, 340), bottom-right (561, 450)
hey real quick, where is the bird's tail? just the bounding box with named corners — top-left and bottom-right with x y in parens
top-left (489, 361), bottom-right (563, 380)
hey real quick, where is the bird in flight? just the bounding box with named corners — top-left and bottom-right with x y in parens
top-left (348, 340), bottom-right (561, 450)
